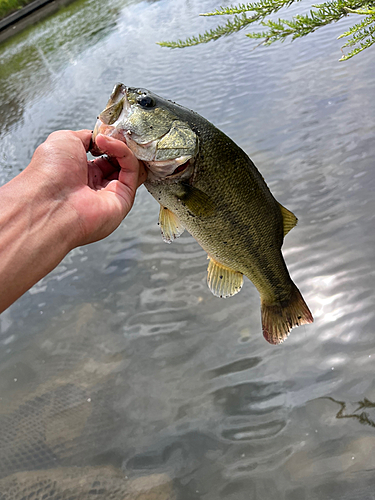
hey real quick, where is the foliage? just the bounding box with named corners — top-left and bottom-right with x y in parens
top-left (158, 0), bottom-right (375, 61)
top-left (0, 0), bottom-right (36, 20)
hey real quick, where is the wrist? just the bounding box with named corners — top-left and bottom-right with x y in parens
top-left (0, 170), bottom-right (78, 312)
top-left (10, 169), bottom-right (77, 252)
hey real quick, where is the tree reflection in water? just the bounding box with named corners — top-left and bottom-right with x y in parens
top-left (323, 397), bottom-right (375, 428)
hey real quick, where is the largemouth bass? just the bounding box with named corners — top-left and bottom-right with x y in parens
top-left (91, 84), bottom-right (313, 344)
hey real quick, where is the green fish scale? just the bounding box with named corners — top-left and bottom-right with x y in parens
top-left (145, 108), bottom-right (294, 305)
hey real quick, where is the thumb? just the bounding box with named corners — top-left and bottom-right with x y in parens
top-left (95, 133), bottom-right (147, 196)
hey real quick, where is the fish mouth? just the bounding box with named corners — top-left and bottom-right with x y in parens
top-left (90, 84), bottom-right (197, 181)
top-left (91, 121), bottom-right (193, 180)
top-left (91, 84), bottom-right (161, 160)
top-left (91, 84), bottom-right (132, 155)
top-left (90, 120), bottom-right (123, 156)
top-left (168, 159), bottom-right (191, 177)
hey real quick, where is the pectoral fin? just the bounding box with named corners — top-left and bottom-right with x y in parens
top-left (176, 184), bottom-right (216, 218)
top-left (278, 202), bottom-right (298, 236)
top-left (207, 257), bottom-right (243, 298)
top-left (159, 206), bottom-right (185, 243)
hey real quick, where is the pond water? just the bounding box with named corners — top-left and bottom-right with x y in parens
top-left (1, 0), bottom-right (375, 498)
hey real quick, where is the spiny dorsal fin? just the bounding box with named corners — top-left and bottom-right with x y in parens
top-left (159, 206), bottom-right (185, 243)
top-left (278, 202), bottom-right (298, 237)
top-left (207, 257), bottom-right (243, 298)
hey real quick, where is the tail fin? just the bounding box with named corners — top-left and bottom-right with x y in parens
top-left (261, 285), bottom-right (313, 345)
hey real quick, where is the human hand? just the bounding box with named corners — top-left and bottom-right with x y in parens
top-left (0, 129), bottom-right (147, 313)
top-left (28, 129), bottom-right (147, 248)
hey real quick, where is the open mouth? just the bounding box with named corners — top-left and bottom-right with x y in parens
top-left (167, 159), bottom-right (191, 177)
top-left (90, 125), bottom-right (193, 180)
top-left (90, 121), bottom-right (124, 156)
top-left (90, 110), bottom-right (196, 182)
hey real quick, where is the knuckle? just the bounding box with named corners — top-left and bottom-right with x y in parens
top-left (34, 141), bottom-right (53, 158)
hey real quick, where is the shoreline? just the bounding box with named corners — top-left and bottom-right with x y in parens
top-left (0, 0), bottom-right (76, 44)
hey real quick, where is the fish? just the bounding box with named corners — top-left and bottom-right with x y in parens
top-left (91, 83), bottom-right (313, 344)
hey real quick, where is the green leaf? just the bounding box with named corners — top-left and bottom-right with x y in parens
top-left (159, 0), bottom-right (375, 60)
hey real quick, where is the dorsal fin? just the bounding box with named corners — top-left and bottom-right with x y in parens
top-left (278, 202), bottom-right (298, 237)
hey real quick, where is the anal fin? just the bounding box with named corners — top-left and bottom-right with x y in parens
top-left (159, 206), bottom-right (185, 243)
top-left (207, 257), bottom-right (243, 298)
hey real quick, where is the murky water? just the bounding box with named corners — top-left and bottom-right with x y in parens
top-left (1, 0), bottom-right (375, 498)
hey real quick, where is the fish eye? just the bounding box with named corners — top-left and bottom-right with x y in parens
top-left (137, 95), bottom-right (155, 108)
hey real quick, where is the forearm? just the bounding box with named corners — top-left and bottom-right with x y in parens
top-left (0, 170), bottom-right (77, 313)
